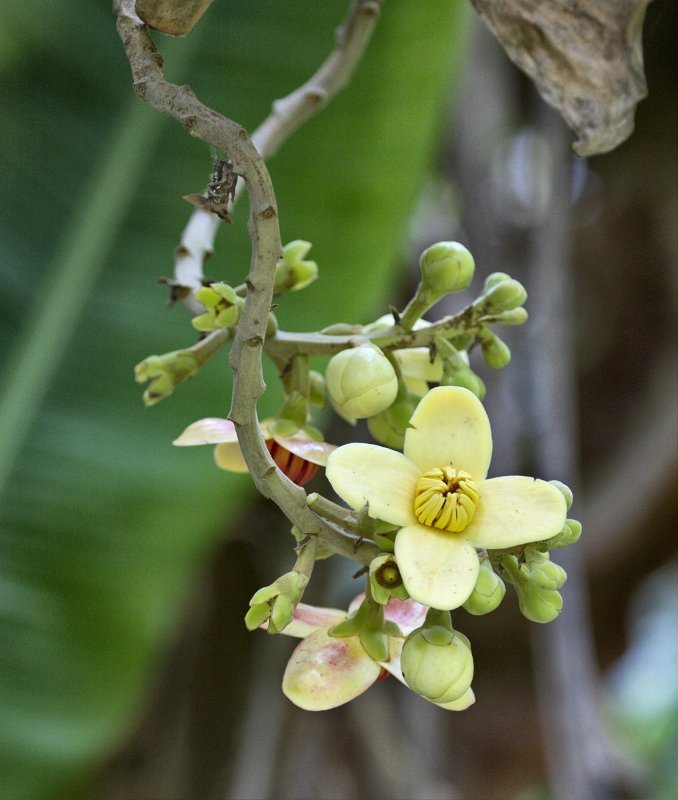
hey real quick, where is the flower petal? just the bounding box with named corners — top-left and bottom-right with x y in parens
top-left (174, 417), bottom-right (273, 446)
top-left (464, 476), bottom-right (567, 550)
top-left (213, 442), bottom-right (249, 473)
top-left (395, 348), bottom-right (443, 383)
top-left (272, 432), bottom-right (335, 466)
top-left (394, 524), bottom-right (480, 610)
top-left (404, 387), bottom-right (492, 479)
top-left (274, 603), bottom-right (347, 638)
top-left (173, 417), bottom-right (238, 446)
top-left (349, 593), bottom-right (428, 635)
top-left (282, 629), bottom-right (380, 711)
top-left (326, 444), bottom-right (419, 527)
top-left (382, 597), bottom-right (428, 635)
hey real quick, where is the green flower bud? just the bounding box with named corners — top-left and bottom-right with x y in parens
top-left (192, 282), bottom-right (243, 332)
top-left (524, 548), bottom-right (567, 591)
top-left (368, 554), bottom-right (409, 605)
top-left (246, 570), bottom-right (308, 634)
top-left (518, 585), bottom-right (563, 623)
top-left (308, 370), bottom-right (326, 409)
top-left (548, 480), bottom-right (574, 510)
top-left (244, 602), bottom-right (272, 630)
top-left (548, 518), bottom-right (582, 549)
top-left (367, 395), bottom-right (417, 449)
top-left (274, 240), bottom-right (318, 294)
top-left (493, 307), bottom-right (529, 326)
top-left (419, 241), bottom-right (475, 296)
top-left (463, 560), bottom-right (506, 615)
top-left (440, 364), bottom-right (486, 400)
top-left (483, 272), bottom-right (512, 292)
top-left (401, 619), bottom-right (474, 704)
top-left (134, 349), bottom-right (200, 406)
top-left (480, 278), bottom-right (527, 313)
top-left (481, 332), bottom-right (511, 369)
top-left (325, 343), bottom-right (398, 423)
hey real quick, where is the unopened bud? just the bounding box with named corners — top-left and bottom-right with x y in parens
top-left (246, 571), bottom-right (307, 634)
top-left (480, 279), bottom-right (527, 313)
top-left (325, 344), bottom-right (398, 423)
top-left (524, 548), bottom-right (567, 591)
top-left (134, 349), bottom-right (200, 406)
top-left (481, 332), bottom-right (511, 369)
top-left (419, 241), bottom-right (475, 297)
top-left (518, 585), bottom-right (563, 623)
top-left (192, 282), bottom-right (242, 332)
top-left (440, 364), bottom-right (486, 400)
top-left (309, 370), bottom-right (326, 408)
top-left (367, 395), bottom-right (417, 449)
top-left (401, 619), bottom-right (474, 704)
top-left (463, 560), bottom-right (505, 615)
top-left (274, 240), bottom-right (318, 294)
top-left (549, 480), bottom-right (574, 510)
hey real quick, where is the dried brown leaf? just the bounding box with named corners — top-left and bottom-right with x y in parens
top-left (135, 0), bottom-right (214, 36)
top-left (471, 0), bottom-right (652, 156)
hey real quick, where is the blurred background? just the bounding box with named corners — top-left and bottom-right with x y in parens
top-left (1, 1), bottom-right (676, 799)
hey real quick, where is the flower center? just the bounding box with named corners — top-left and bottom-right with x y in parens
top-left (413, 467), bottom-right (479, 532)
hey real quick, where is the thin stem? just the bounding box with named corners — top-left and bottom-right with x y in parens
top-left (307, 492), bottom-right (363, 535)
top-left (172, 0), bottom-right (383, 298)
top-left (292, 535), bottom-right (318, 582)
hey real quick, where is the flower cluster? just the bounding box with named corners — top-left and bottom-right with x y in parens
top-left (162, 241), bottom-right (581, 711)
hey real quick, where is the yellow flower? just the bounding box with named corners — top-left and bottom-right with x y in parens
top-left (277, 596), bottom-right (474, 712)
top-left (326, 387), bottom-right (567, 610)
top-left (173, 417), bottom-right (334, 486)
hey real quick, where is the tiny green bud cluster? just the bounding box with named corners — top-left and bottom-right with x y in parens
top-left (274, 240), bottom-right (318, 294)
top-left (245, 570), bottom-right (309, 634)
top-left (134, 349), bottom-right (200, 406)
top-left (192, 282), bottom-right (243, 332)
top-left (325, 343), bottom-right (398, 423)
top-left (502, 548), bottom-right (567, 624)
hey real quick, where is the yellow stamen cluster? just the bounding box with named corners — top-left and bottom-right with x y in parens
top-left (414, 467), bottom-right (479, 532)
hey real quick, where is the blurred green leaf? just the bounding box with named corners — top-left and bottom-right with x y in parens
top-left (0, 1), bottom-right (469, 797)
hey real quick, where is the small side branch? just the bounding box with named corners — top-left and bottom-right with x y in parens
top-left (172, 0), bottom-right (383, 297)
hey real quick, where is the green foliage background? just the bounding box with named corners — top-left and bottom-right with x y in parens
top-left (0, 2), bottom-right (469, 797)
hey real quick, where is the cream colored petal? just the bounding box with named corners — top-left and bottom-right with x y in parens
top-left (394, 524), bottom-right (480, 610)
top-left (213, 442), bottom-right (249, 473)
top-left (464, 476), bottom-right (567, 550)
top-left (404, 387), bottom-right (492, 479)
top-left (403, 377), bottom-right (432, 398)
top-left (326, 444), bottom-right (418, 527)
top-left (175, 417), bottom-right (271, 445)
top-left (272, 432), bottom-right (335, 466)
top-left (173, 417), bottom-right (238, 446)
top-left (282, 629), bottom-right (380, 711)
top-left (395, 348), bottom-right (443, 383)
top-left (274, 603), bottom-right (346, 638)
